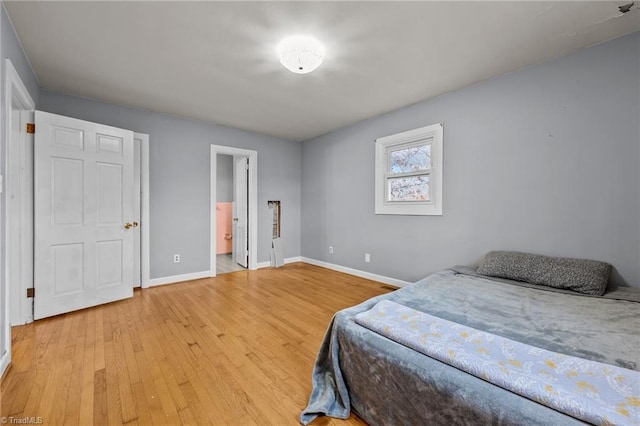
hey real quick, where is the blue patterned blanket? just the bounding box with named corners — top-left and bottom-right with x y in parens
top-left (301, 269), bottom-right (640, 425)
top-left (355, 300), bottom-right (640, 426)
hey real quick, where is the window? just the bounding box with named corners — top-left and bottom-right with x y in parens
top-left (375, 123), bottom-right (443, 215)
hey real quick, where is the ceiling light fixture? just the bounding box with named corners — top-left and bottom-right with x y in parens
top-left (277, 35), bottom-right (324, 74)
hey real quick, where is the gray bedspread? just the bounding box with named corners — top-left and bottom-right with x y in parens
top-left (300, 268), bottom-right (640, 425)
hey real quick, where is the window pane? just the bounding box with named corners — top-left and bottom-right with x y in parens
top-left (389, 144), bottom-right (431, 173)
top-left (387, 175), bottom-right (430, 202)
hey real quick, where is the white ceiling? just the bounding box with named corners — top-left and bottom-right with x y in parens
top-left (4, 1), bottom-right (639, 141)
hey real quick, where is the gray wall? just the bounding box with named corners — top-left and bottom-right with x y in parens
top-left (4, 3), bottom-right (638, 290)
top-left (40, 91), bottom-right (302, 279)
top-left (216, 154), bottom-right (233, 203)
top-left (302, 32), bottom-right (640, 287)
top-left (1, 5), bottom-right (39, 103)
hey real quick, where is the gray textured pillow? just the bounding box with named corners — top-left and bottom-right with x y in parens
top-left (476, 251), bottom-right (611, 296)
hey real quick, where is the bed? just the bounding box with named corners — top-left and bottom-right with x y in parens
top-left (300, 252), bottom-right (640, 426)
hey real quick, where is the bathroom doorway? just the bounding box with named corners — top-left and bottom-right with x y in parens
top-left (215, 154), bottom-right (247, 274)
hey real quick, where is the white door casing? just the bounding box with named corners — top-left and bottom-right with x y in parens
top-left (7, 109), bottom-right (34, 326)
top-left (34, 111), bottom-right (134, 320)
top-left (134, 132), bottom-right (150, 289)
top-left (133, 136), bottom-right (141, 287)
top-left (2, 59), bottom-right (36, 378)
top-left (233, 157), bottom-right (249, 268)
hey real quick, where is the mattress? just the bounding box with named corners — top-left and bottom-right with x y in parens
top-left (300, 267), bottom-right (640, 425)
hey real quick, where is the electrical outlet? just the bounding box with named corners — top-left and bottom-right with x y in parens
top-left (173, 254), bottom-right (180, 263)
top-left (365, 253), bottom-right (371, 263)
top-left (329, 246), bottom-right (334, 254)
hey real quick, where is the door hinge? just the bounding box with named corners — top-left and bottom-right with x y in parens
top-left (26, 288), bottom-right (35, 298)
top-left (26, 123), bottom-right (35, 134)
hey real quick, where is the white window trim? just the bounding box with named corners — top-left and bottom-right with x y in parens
top-left (375, 122), bottom-right (443, 216)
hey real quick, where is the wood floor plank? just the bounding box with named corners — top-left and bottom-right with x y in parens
top-left (93, 368), bottom-right (109, 425)
top-left (63, 322), bottom-right (86, 426)
top-left (132, 350), bottom-right (169, 425)
top-left (78, 326), bottom-right (96, 426)
top-left (1, 263), bottom-right (393, 425)
top-left (32, 318), bottom-right (72, 421)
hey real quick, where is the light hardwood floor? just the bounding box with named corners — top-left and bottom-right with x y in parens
top-left (1, 263), bottom-right (394, 425)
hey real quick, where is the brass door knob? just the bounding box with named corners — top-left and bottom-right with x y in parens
top-left (124, 222), bottom-right (133, 229)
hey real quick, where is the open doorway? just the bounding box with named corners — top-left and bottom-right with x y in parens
top-left (210, 145), bottom-right (257, 277)
top-left (215, 154), bottom-right (245, 274)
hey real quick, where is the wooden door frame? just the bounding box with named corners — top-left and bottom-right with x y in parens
top-left (4, 59), bottom-right (35, 329)
top-left (210, 145), bottom-right (257, 277)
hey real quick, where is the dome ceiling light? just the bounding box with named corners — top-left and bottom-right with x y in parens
top-left (277, 35), bottom-right (324, 74)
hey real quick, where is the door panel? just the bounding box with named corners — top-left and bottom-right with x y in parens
top-left (52, 158), bottom-right (84, 225)
top-left (34, 111), bottom-right (134, 320)
top-left (51, 125), bottom-right (83, 149)
top-left (96, 240), bottom-right (123, 287)
top-left (52, 243), bottom-right (84, 294)
top-left (97, 134), bottom-right (122, 153)
top-left (97, 162), bottom-right (123, 224)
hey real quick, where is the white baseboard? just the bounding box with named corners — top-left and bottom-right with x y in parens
top-left (148, 256), bottom-right (304, 288)
top-left (148, 271), bottom-right (211, 287)
top-left (257, 256), bottom-right (303, 269)
top-left (300, 257), bottom-right (411, 288)
top-left (147, 257), bottom-right (409, 289)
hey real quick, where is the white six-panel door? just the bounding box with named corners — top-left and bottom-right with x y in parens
top-left (233, 157), bottom-right (248, 268)
top-left (34, 111), bottom-right (134, 320)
